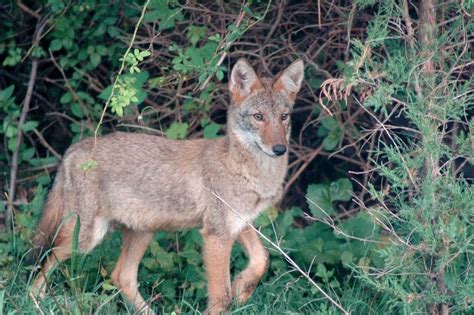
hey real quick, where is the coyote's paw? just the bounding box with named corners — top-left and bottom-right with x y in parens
top-left (232, 273), bottom-right (260, 304)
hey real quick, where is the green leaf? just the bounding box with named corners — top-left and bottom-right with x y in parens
top-left (28, 156), bottom-right (58, 167)
top-left (102, 283), bottom-right (117, 291)
top-left (8, 137), bottom-right (17, 151)
top-left (99, 71), bottom-right (149, 101)
top-left (185, 47), bottom-right (204, 67)
top-left (71, 103), bottom-right (84, 118)
top-left (322, 131), bottom-right (339, 151)
top-left (316, 124), bottom-right (329, 137)
top-left (180, 250), bottom-right (202, 265)
top-left (182, 264), bottom-right (205, 283)
top-left (291, 223), bottom-right (345, 265)
top-left (2, 47), bottom-right (22, 67)
top-left (148, 76), bottom-right (165, 89)
top-left (306, 184), bottom-right (334, 219)
top-left (165, 122), bottom-right (188, 139)
top-left (133, 48), bottom-right (141, 60)
top-left (329, 178), bottom-right (353, 201)
top-left (319, 117), bottom-right (341, 151)
top-left (203, 123), bottom-right (221, 139)
top-left (186, 25), bottom-right (207, 46)
top-left (306, 178), bottom-right (353, 219)
top-left (50, 38), bottom-right (63, 51)
top-left (79, 159), bottom-right (97, 171)
top-left (316, 263), bottom-right (328, 278)
top-left (216, 70), bottom-right (224, 81)
top-left (139, 50), bottom-right (151, 58)
top-left (96, 45), bottom-right (108, 56)
top-left (21, 147), bottom-right (36, 161)
top-left (200, 42), bottom-right (218, 58)
top-left (147, 240), bottom-right (175, 269)
top-left (308, 76), bottom-right (325, 89)
top-left (36, 174), bottom-right (51, 186)
top-left (107, 26), bottom-right (120, 38)
top-left (20, 121), bottom-right (39, 132)
top-left (340, 212), bottom-right (379, 240)
top-left (144, 1), bottom-right (184, 30)
top-left (274, 206), bottom-right (301, 235)
top-left (15, 212), bottom-right (30, 228)
top-left (254, 206), bottom-right (279, 227)
top-left (60, 92), bottom-right (73, 104)
top-left (76, 91), bottom-right (94, 104)
top-left (0, 85), bottom-right (14, 102)
top-left (340, 251), bottom-right (354, 264)
top-left (142, 257), bottom-right (159, 272)
top-left (148, 240), bottom-right (160, 256)
top-left (114, 105), bottom-right (123, 117)
top-left (6, 125), bottom-right (17, 137)
top-left (320, 117), bottom-right (338, 131)
top-left (209, 34), bottom-right (221, 42)
top-left (90, 53), bottom-right (101, 67)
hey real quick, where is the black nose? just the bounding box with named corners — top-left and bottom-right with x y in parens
top-left (272, 144), bottom-right (287, 156)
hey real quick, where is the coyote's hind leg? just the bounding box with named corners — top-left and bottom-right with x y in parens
top-left (111, 228), bottom-right (154, 314)
top-left (33, 215), bottom-right (78, 297)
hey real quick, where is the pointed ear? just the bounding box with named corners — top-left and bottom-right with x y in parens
top-left (229, 59), bottom-right (263, 103)
top-left (274, 59), bottom-right (304, 101)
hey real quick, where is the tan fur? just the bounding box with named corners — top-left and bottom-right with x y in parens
top-left (232, 227), bottom-right (269, 303)
top-left (32, 165), bottom-right (65, 251)
top-left (32, 59), bottom-right (304, 314)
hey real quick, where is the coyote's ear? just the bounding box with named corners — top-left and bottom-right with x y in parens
top-left (229, 59), bottom-right (263, 103)
top-left (274, 59), bottom-right (304, 102)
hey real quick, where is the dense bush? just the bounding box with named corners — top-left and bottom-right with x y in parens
top-left (0, 0), bottom-right (472, 314)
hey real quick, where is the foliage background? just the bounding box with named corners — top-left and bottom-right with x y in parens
top-left (0, 0), bottom-right (472, 314)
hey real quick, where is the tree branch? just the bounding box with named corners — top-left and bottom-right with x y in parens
top-left (5, 18), bottom-right (47, 230)
top-left (6, 59), bottom-right (39, 230)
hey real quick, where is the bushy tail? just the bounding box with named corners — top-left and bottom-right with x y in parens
top-left (31, 168), bottom-right (65, 261)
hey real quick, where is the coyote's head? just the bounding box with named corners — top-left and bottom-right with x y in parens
top-left (227, 59), bottom-right (304, 158)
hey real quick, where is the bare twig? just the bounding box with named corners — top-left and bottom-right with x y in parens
top-left (31, 128), bottom-right (62, 160)
top-left (6, 60), bottom-right (39, 229)
top-left (17, 0), bottom-right (41, 19)
top-left (5, 16), bottom-right (49, 229)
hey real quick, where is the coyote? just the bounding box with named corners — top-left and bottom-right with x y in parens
top-left (33, 58), bottom-right (304, 314)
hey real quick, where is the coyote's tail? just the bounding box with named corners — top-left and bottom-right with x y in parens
top-left (31, 167), bottom-right (65, 261)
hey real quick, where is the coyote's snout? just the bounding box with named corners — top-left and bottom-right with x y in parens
top-left (33, 58), bottom-right (304, 314)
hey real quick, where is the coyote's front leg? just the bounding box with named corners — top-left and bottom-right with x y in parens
top-left (202, 230), bottom-right (234, 315)
top-left (232, 227), bottom-right (269, 303)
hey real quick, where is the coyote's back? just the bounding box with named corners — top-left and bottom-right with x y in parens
top-left (33, 58), bottom-right (304, 315)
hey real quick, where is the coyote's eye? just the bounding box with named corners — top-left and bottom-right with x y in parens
top-left (253, 113), bottom-right (263, 121)
top-left (281, 113), bottom-right (289, 121)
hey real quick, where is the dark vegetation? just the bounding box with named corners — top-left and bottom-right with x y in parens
top-left (0, 0), bottom-right (472, 314)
